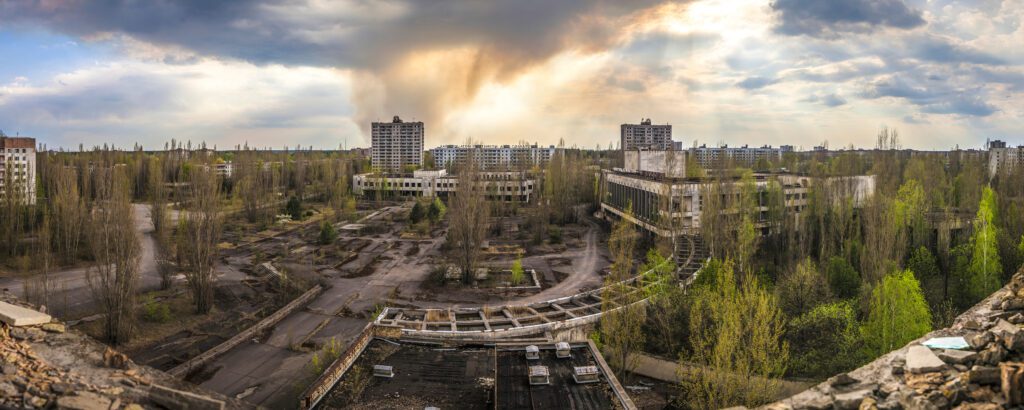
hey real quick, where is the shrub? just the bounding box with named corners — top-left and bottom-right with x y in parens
top-left (548, 226), bottom-right (562, 244)
top-left (143, 299), bottom-right (172, 323)
top-left (510, 259), bottom-right (525, 286)
top-left (786, 301), bottom-right (863, 378)
top-left (318, 221), bottom-right (337, 245)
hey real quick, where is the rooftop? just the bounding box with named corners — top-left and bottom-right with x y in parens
top-left (317, 339), bottom-right (630, 410)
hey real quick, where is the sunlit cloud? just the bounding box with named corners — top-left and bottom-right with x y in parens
top-left (0, 0), bottom-right (1021, 150)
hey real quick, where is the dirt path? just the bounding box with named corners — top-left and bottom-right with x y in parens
top-left (512, 216), bottom-right (606, 304)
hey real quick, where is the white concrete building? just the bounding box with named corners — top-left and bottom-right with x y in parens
top-left (429, 144), bottom-right (556, 170)
top-left (353, 169), bottom-right (536, 202)
top-left (988, 140), bottom-right (1024, 177)
top-left (690, 144), bottom-right (793, 168)
top-left (371, 116), bottom-right (424, 172)
top-left (0, 137), bottom-right (36, 204)
top-left (621, 119), bottom-right (672, 151)
top-left (600, 156), bottom-right (874, 238)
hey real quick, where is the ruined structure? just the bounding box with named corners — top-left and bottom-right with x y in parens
top-left (0, 294), bottom-right (239, 409)
top-left (766, 268), bottom-right (1024, 410)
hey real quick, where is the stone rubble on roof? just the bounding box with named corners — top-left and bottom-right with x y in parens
top-left (760, 269), bottom-right (1024, 410)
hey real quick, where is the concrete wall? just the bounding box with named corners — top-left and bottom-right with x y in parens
top-left (623, 150), bottom-right (686, 178)
top-left (168, 285), bottom-right (323, 378)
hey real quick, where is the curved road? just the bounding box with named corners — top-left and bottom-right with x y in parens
top-left (0, 204), bottom-right (164, 317)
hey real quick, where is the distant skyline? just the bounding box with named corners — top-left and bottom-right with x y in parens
top-left (0, 0), bottom-right (1022, 151)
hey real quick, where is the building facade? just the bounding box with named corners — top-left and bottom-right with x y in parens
top-left (690, 144), bottom-right (794, 168)
top-left (353, 169), bottom-right (536, 202)
top-left (371, 116), bottom-right (424, 172)
top-left (0, 137), bottom-right (36, 204)
top-left (621, 119), bottom-right (672, 151)
top-left (988, 140), bottom-right (1024, 177)
top-left (429, 144), bottom-right (556, 170)
top-left (600, 158), bottom-right (875, 238)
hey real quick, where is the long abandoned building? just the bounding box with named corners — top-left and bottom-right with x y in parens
top-left (600, 150), bottom-right (876, 237)
top-left (353, 169), bottom-right (537, 202)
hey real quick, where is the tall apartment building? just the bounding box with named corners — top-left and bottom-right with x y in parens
top-left (621, 119), bottom-right (672, 151)
top-left (690, 144), bottom-right (793, 168)
top-left (371, 116), bottom-right (424, 172)
top-left (430, 144), bottom-right (556, 170)
top-left (988, 139), bottom-right (1024, 177)
top-left (0, 136), bottom-right (37, 204)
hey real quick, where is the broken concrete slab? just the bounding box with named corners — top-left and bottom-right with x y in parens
top-left (991, 319), bottom-right (1024, 351)
top-left (150, 385), bottom-right (225, 410)
top-left (831, 388), bottom-right (874, 410)
top-left (55, 392), bottom-right (112, 410)
top-left (0, 301), bottom-right (51, 326)
top-left (936, 349), bottom-right (976, 365)
top-left (906, 345), bottom-right (947, 374)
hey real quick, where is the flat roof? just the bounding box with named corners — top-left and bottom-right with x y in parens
top-left (318, 340), bottom-right (626, 410)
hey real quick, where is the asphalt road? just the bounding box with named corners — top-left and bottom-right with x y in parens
top-left (0, 204), bottom-right (165, 317)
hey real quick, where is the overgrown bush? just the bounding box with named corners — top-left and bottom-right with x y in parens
top-left (786, 301), bottom-right (863, 378)
top-left (143, 298), bottom-right (172, 323)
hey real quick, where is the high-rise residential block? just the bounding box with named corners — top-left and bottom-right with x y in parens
top-left (0, 136), bottom-right (36, 204)
top-left (371, 116), bottom-right (424, 172)
top-left (620, 118), bottom-right (672, 151)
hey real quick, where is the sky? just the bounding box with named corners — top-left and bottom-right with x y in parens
top-left (0, 0), bottom-right (1022, 151)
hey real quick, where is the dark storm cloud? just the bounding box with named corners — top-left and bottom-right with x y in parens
top-left (736, 76), bottom-right (779, 89)
top-left (1, 0), bottom-right (672, 139)
top-left (0, 0), bottom-right (656, 70)
top-left (770, 0), bottom-right (925, 37)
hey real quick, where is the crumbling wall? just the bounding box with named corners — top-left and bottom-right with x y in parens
top-left (765, 269), bottom-right (1024, 410)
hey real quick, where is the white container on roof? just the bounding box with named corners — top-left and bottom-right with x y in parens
top-left (555, 342), bottom-right (571, 358)
top-left (525, 345), bottom-right (540, 360)
top-left (373, 365), bottom-right (394, 378)
top-left (528, 365), bottom-right (550, 385)
top-left (573, 366), bottom-right (600, 384)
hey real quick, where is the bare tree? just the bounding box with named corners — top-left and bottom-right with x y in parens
top-left (87, 167), bottom-right (141, 345)
top-left (448, 142), bottom-right (490, 285)
top-left (50, 165), bottom-right (85, 265)
top-left (148, 156), bottom-right (174, 289)
top-left (178, 167), bottom-right (222, 313)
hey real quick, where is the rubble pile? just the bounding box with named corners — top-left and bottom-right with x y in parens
top-left (768, 270), bottom-right (1024, 410)
top-left (0, 295), bottom-right (235, 409)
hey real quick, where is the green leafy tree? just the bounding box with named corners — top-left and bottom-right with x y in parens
top-left (907, 246), bottom-right (942, 309)
top-left (776, 258), bottom-right (831, 318)
top-left (862, 269), bottom-right (932, 358)
top-left (600, 206), bottom-right (644, 380)
top-left (410, 201), bottom-right (425, 224)
top-left (286, 195), bottom-right (302, 220)
top-left (684, 259), bottom-right (788, 409)
top-left (825, 256), bottom-right (860, 300)
top-left (969, 187), bottom-right (1002, 301)
top-left (427, 197), bottom-right (446, 224)
top-left (318, 221), bottom-right (337, 245)
top-left (510, 258), bottom-right (524, 286)
top-left (786, 301), bottom-right (863, 378)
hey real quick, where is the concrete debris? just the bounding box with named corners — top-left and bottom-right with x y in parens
top-left (766, 269), bottom-right (1024, 410)
top-left (0, 294), bottom-right (241, 409)
top-left (1000, 362), bottom-right (1024, 405)
top-left (937, 348), bottom-right (977, 365)
top-left (0, 301), bottom-right (52, 326)
top-left (906, 345), bottom-right (947, 374)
